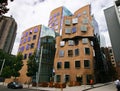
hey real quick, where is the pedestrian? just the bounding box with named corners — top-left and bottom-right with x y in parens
top-left (115, 79), bottom-right (120, 91)
top-left (90, 79), bottom-right (94, 88)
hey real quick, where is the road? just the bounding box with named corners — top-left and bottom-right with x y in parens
top-left (0, 85), bottom-right (48, 91)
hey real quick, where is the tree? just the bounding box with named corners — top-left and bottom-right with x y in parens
top-left (26, 51), bottom-right (38, 83)
top-left (0, 50), bottom-right (23, 81)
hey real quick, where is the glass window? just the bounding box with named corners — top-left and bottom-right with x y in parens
top-left (68, 40), bottom-right (74, 46)
top-left (82, 38), bottom-right (88, 44)
top-left (75, 40), bottom-right (79, 45)
top-left (56, 75), bottom-right (61, 82)
top-left (26, 32), bottom-right (28, 36)
top-left (65, 28), bottom-right (71, 34)
top-left (24, 38), bottom-right (26, 43)
top-left (75, 48), bottom-right (79, 56)
top-left (28, 37), bottom-right (31, 42)
top-left (26, 44), bottom-right (29, 50)
top-left (84, 60), bottom-right (90, 68)
top-left (65, 20), bottom-right (71, 25)
top-left (34, 27), bottom-right (38, 33)
top-left (77, 13), bottom-right (81, 17)
top-left (80, 25), bottom-right (87, 32)
top-left (33, 35), bottom-right (37, 40)
top-left (75, 61), bottom-right (80, 68)
top-left (60, 41), bottom-right (65, 47)
top-left (64, 75), bottom-right (70, 82)
top-left (72, 18), bottom-right (78, 24)
top-left (85, 48), bottom-right (90, 55)
top-left (72, 27), bottom-right (76, 33)
top-left (24, 54), bottom-right (27, 59)
top-left (31, 43), bottom-right (34, 49)
top-left (57, 62), bottom-right (62, 69)
top-left (59, 50), bottom-right (64, 57)
top-left (29, 29), bottom-right (32, 34)
top-left (64, 62), bottom-right (70, 68)
top-left (82, 18), bottom-right (88, 24)
top-left (29, 52), bottom-right (32, 58)
top-left (68, 50), bottom-right (73, 57)
top-left (83, 10), bottom-right (87, 15)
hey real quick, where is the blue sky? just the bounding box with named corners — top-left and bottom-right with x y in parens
top-left (6, 0), bottom-right (114, 55)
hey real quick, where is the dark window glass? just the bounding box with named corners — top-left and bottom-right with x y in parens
top-left (75, 49), bottom-right (79, 56)
top-left (68, 50), bottom-right (73, 57)
top-left (29, 30), bottom-right (32, 34)
top-left (64, 62), bottom-right (70, 68)
top-left (84, 60), bottom-right (90, 68)
top-left (31, 43), bottom-right (34, 48)
top-left (57, 62), bottom-right (62, 69)
top-left (85, 48), bottom-right (90, 55)
top-left (65, 75), bottom-right (70, 82)
top-left (75, 40), bottom-right (79, 45)
top-left (29, 52), bottom-right (32, 58)
top-left (24, 54), bottom-right (27, 59)
top-left (33, 35), bottom-right (37, 40)
top-left (56, 75), bottom-right (61, 82)
top-left (75, 61), bottom-right (80, 68)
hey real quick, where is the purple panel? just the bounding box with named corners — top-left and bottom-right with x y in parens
top-left (34, 27), bottom-right (38, 33)
top-left (72, 27), bottom-right (76, 33)
top-left (26, 44), bottom-right (29, 50)
top-left (28, 37), bottom-right (31, 42)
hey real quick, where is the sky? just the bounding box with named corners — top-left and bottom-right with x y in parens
top-left (5, 0), bottom-right (114, 55)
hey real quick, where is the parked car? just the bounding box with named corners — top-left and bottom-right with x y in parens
top-left (7, 82), bottom-right (23, 89)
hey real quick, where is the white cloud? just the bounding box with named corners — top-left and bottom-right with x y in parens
top-left (5, 0), bottom-right (113, 55)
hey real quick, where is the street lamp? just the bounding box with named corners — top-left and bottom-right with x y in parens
top-left (0, 59), bottom-right (5, 75)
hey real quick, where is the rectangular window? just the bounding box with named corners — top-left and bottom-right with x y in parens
top-left (75, 40), bottom-right (79, 45)
top-left (68, 50), bottom-right (73, 57)
top-left (84, 60), bottom-right (90, 68)
top-left (33, 35), bottom-right (37, 40)
top-left (34, 27), bottom-right (38, 33)
top-left (72, 18), bottom-right (78, 24)
top-left (72, 27), bottom-right (76, 33)
top-left (57, 62), bottom-right (62, 69)
top-left (64, 75), bottom-right (70, 82)
top-left (68, 40), bottom-right (74, 46)
top-left (80, 25), bottom-right (87, 32)
top-left (60, 41), bottom-right (65, 47)
top-left (85, 48), bottom-right (90, 55)
top-left (56, 75), bottom-right (61, 82)
top-left (24, 54), bottom-right (27, 59)
top-left (31, 43), bottom-right (34, 49)
top-left (64, 62), bottom-right (70, 69)
top-left (59, 50), bottom-right (64, 57)
top-left (26, 44), bottom-right (29, 50)
top-left (82, 38), bottom-right (88, 44)
top-left (65, 20), bottom-right (71, 25)
top-left (65, 28), bottom-right (71, 34)
top-left (75, 48), bottom-right (79, 56)
top-left (82, 18), bottom-right (88, 24)
top-left (28, 37), bottom-right (31, 42)
top-left (75, 61), bottom-right (80, 68)
top-left (29, 29), bottom-right (32, 34)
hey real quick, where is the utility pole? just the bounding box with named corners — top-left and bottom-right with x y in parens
top-left (36, 46), bottom-right (43, 91)
top-left (0, 59), bottom-right (5, 75)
